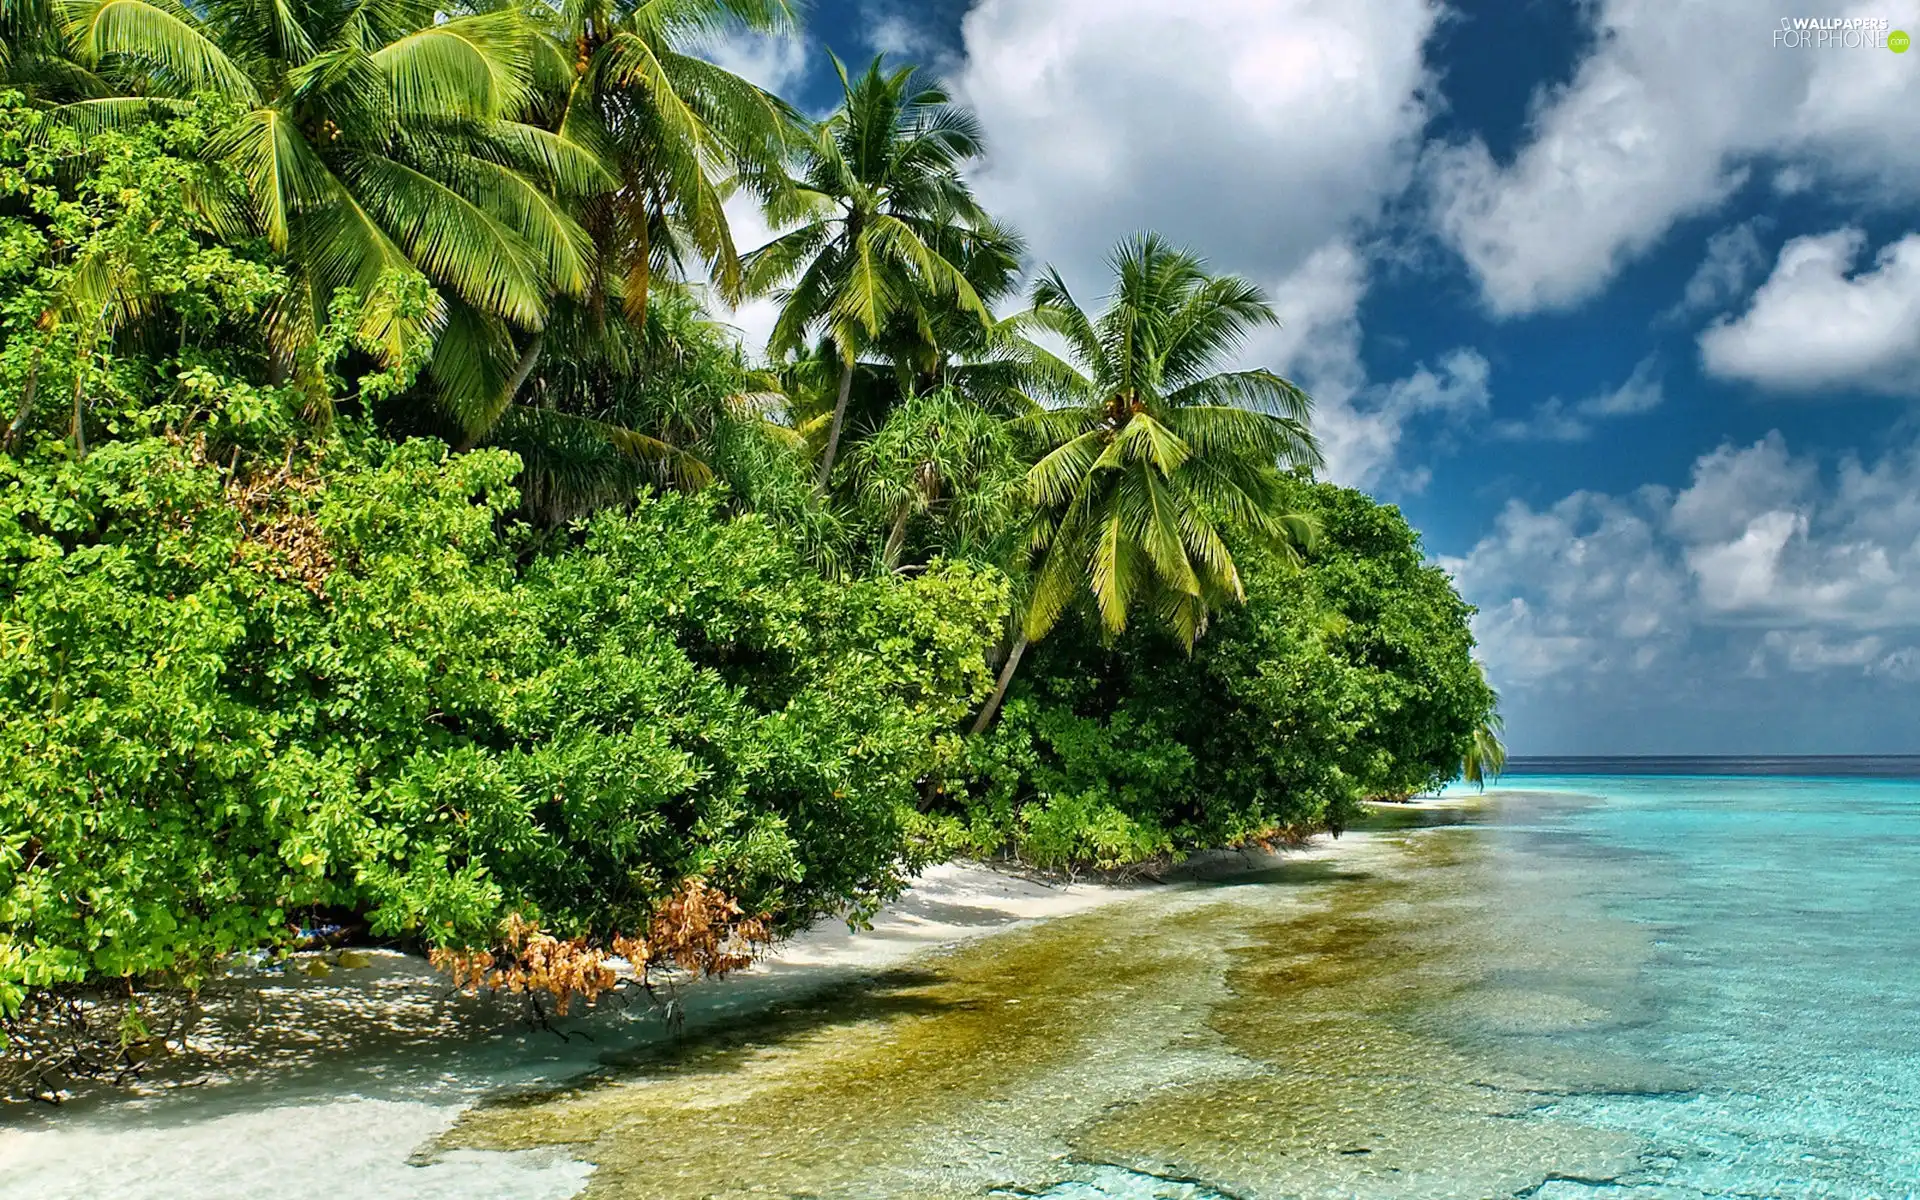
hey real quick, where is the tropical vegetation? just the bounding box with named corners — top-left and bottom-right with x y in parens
top-left (0, 2), bottom-right (1500, 1098)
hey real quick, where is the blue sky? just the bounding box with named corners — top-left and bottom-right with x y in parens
top-left (713, 0), bottom-right (1920, 754)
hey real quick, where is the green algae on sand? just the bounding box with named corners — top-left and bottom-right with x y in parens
top-left (440, 802), bottom-right (1663, 1199)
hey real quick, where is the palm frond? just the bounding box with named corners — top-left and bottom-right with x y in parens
top-left (372, 10), bottom-right (534, 122)
top-left (347, 151), bottom-right (548, 327)
top-left (486, 120), bottom-right (617, 195)
top-left (64, 0), bottom-right (258, 101)
top-left (209, 106), bottom-right (332, 251)
top-left (1025, 428), bottom-right (1105, 508)
top-left (428, 303), bottom-right (519, 437)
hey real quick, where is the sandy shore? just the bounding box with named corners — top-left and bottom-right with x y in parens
top-left (0, 814), bottom-right (1442, 1200)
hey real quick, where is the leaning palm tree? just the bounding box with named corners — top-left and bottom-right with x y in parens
top-left (970, 233), bottom-right (1324, 734)
top-left (1461, 677), bottom-right (1507, 787)
top-left (742, 55), bottom-right (991, 491)
top-left (43, 0), bottom-right (601, 425)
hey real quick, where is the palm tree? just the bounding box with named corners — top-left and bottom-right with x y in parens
top-left (1462, 679), bottom-right (1507, 787)
top-left (40, 0), bottom-right (601, 425)
top-left (742, 55), bottom-right (991, 492)
top-left (515, 0), bottom-right (801, 340)
top-left (850, 387), bottom-right (1025, 571)
top-left (970, 233), bottom-right (1324, 734)
top-left (461, 0), bottom-right (810, 491)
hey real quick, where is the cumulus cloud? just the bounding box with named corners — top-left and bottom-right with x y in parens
top-left (1226, 243), bottom-right (1490, 489)
top-left (952, 0), bottom-right (1461, 490)
top-left (1697, 229), bottom-right (1920, 395)
top-left (1427, 0), bottom-right (1920, 316)
top-left (1869, 647), bottom-right (1920, 681)
top-left (956, 0), bottom-right (1439, 290)
top-left (860, 0), bottom-right (963, 69)
top-left (1321, 346), bottom-right (1492, 490)
top-left (1491, 357), bottom-right (1663, 442)
top-left (1749, 629), bottom-right (1888, 676)
top-left (1449, 431), bottom-right (1920, 707)
top-left (1665, 432), bottom-right (1812, 542)
top-left (1440, 489), bottom-right (1688, 685)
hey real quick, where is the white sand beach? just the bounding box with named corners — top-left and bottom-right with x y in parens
top-left (0, 827), bottom-right (1396, 1200)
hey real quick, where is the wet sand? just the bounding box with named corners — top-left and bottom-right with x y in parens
top-left (435, 793), bottom-right (1660, 1199)
top-left (0, 824), bottom-right (1379, 1200)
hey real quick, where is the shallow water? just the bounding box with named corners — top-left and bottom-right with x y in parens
top-left (9, 777), bottom-right (1920, 1198)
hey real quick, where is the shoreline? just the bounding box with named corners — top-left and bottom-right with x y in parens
top-left (0, 806), bottom-right (1469, 1200)
top-left (8, 816), bottom-right (1444, 1112)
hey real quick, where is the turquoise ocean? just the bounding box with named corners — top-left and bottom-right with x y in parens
top-left (1481, 762), bottom-right (1920, 1199)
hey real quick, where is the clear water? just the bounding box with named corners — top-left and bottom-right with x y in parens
top-left (1494, 775), bottom-right (1920, 1199)
top-left (7, 776), bottom-right (1919, 1198)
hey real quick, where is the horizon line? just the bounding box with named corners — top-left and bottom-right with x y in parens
top-left (1506, 753), bottom-right (1920, 759)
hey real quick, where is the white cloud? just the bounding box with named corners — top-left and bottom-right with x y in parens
top-left (1320, 345), bottom-right (1491, 491)
top-left (1750, 629), bottom-right (1886, 675)
top-left (1489, 396), bottom-right (1589, 443)
top-left (1250, 241), bottom-right (1370, 392)
top-left (1450, 431), bottom-right (1920, 708)
top-left (703, 29), bottom-right (810, 96)
top-left (1583, 357), bottom-right (1665, 417)
top-left (1771, 165), bottom-right (1815, 197)
top-left (1379, 347), bottom-right (1494, 418)
top-left (1442, 489), bottom-right (1688, 685)
top-left (957, 0), bottom-right (1439, 290)
top-left (1664, 432), bottom-right (1808, 542)
top-left (1687, 510), bottom-right (1806, 613)
top-left (1668, 219), bottom-right (1772, 322)
top-left (1491, 356), bottom-right (1663, 442)
top-left (861, 0), bottom-right (960, 69)
top-left (1427, 0), bottom-right (1920, 317)
top-left (1869, 646), bottom-right (1920, 681)
top-left (953, 0), bottom-right (1463, 490)
top-left (1236, 243), bottom-right (1490, 489)
top-left (1697, 229), bottom-right (1920, 395)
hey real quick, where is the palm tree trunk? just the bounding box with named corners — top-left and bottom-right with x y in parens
top-left (882, 502), bottom-right (911, 569)
top-left (456, 331), bottom-right (544, 453)
top-left (69, 371), bottom-right (87, 460)
top-left (815, 356), bottom-right (855, 493)
top-left (968, 633), bottom-right (1028, 736)
top-left (505, 329), bottom-right (546, 403)
top-left (3, 346), bottom-right (42, 452)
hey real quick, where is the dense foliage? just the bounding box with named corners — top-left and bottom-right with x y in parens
top-left (940, 478), bottom-right (1494, 870)
top-left (0, 102), bottom-right (1000, 1059)
top-left (0, 0), bottom-right (1500, 1094)
top-left (0, 431), bottom-right (999, 1010)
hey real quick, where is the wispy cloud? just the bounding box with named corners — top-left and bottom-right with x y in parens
top-left (1491, 357), bottom-right (1663, 442)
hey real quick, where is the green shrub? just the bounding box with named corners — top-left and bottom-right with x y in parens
top-left (0, 93), bottom-right (1010, 1035)
top-left (0, 427), bottom-right (1004, 1019)
top-left (941, 478), bottom-right (1495, 869)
